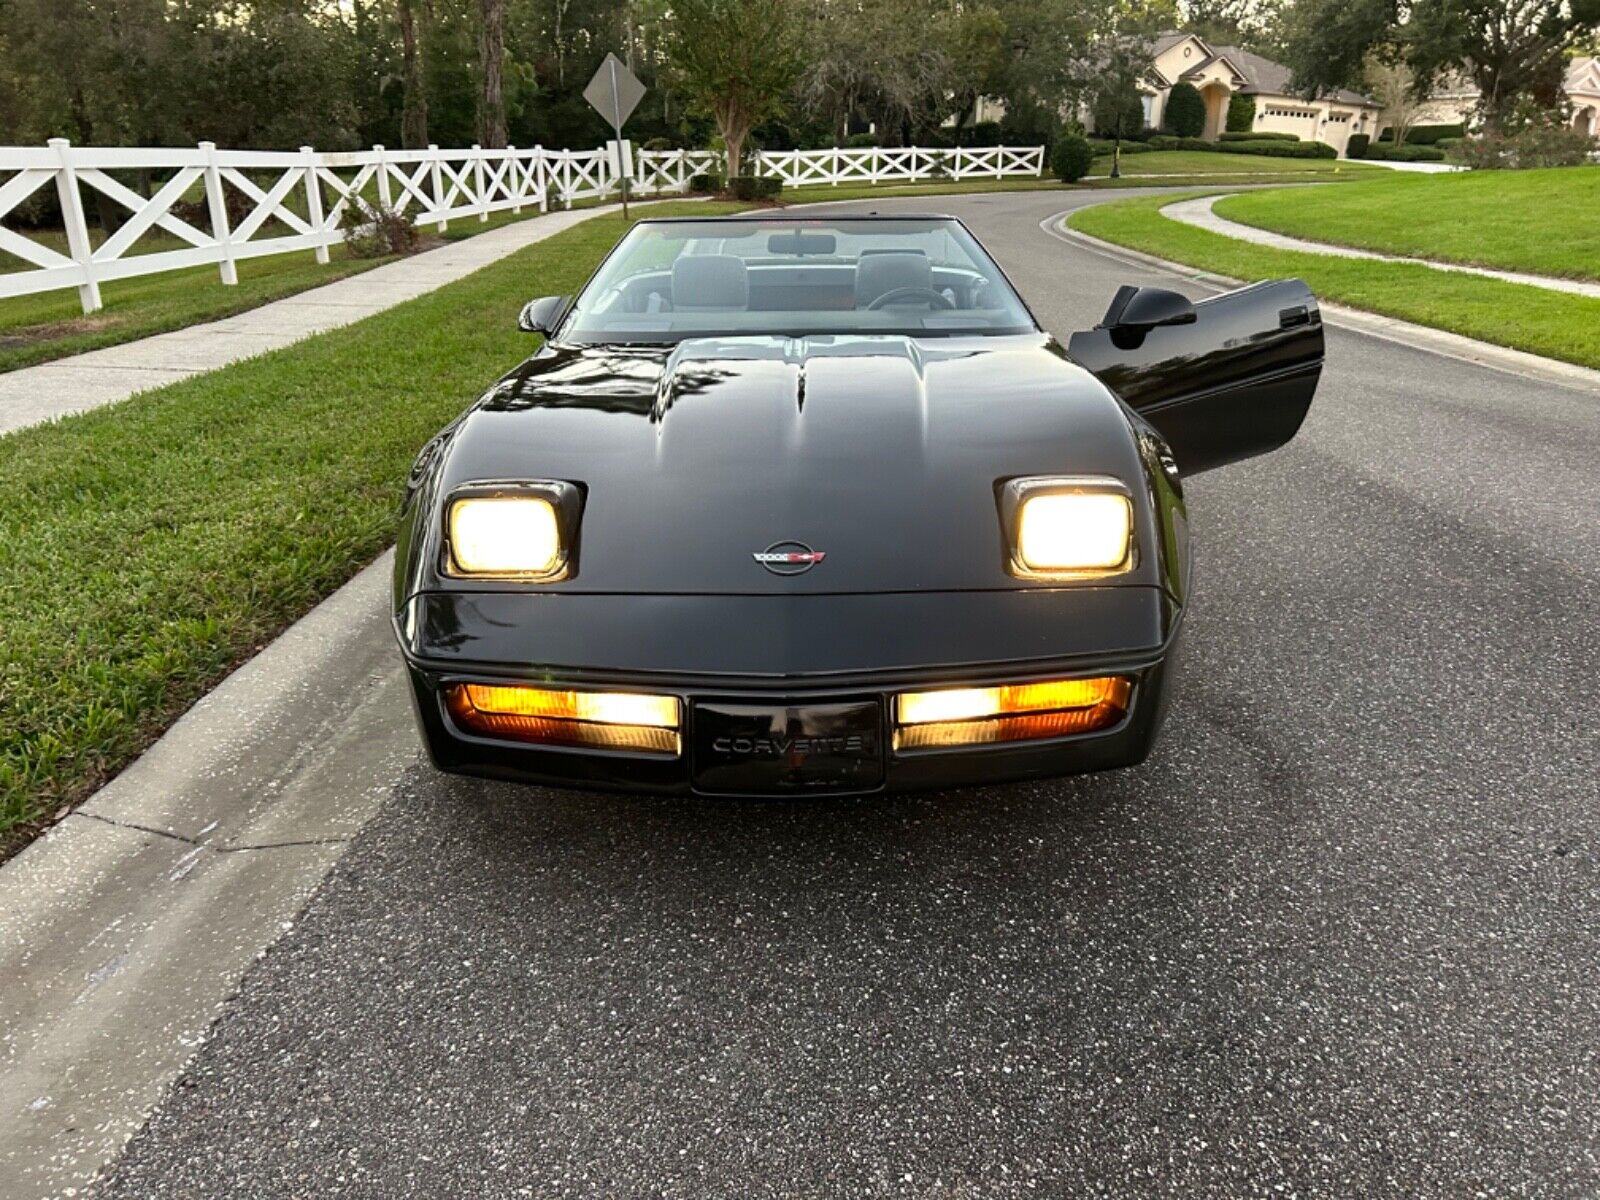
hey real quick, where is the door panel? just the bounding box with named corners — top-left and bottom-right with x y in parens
top-left (1067, 279), bottom-right (1324, 474)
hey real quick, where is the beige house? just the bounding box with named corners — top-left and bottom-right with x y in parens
top-left (1409, 58), bottom-right (1600, 136)
top-left (1140, 32), bottom-right (1383, 157)
top-left (1414, 58), bottom-right (1600, 137)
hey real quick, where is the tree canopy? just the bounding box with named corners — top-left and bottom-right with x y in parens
top-left (1, 0), bottom-right (1593, 153)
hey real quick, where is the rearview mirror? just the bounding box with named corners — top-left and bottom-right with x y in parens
top-left (518, 295), bottom-right (567, 335)
top-left (1101, 285), bottom-right (1197, 332)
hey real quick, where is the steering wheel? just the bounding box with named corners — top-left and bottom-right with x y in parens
top-left (866, 286), bottom-right (955, 311)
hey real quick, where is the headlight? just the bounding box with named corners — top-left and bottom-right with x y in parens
top-left (895, 676), bottom-right (1132, 749)
top-left (1003, 476), bottom-right (1133, 578)
top-left (445, 683), bottom-right (681, 754)
top-left (443, 481), bottom-right (580, 581)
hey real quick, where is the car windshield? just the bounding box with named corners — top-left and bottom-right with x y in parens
top-left (555, 217), bottom-right (1036, 343)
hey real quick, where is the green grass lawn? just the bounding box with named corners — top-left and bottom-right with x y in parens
top-left (0, 200), bottom-right (740, 855)
top-left (0, 203), bottom-right (593, 374)
top-left (1213, 166), bottom-right (1600, 282)
top-left (1067, 191), bottom-right (1600, 371)
top-left (1093, 150), bottom-right (1383, 178)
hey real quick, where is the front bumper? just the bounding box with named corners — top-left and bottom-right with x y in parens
top-left (395, 587), bottom-right (1182, 797)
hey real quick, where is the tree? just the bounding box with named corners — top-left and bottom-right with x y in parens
top-left (1408, 0), bottom-right (1600, 131)
top-left (1281, 0), bottom-right (1600, 133)
top-left (665, 0), bottom-right (804, 175)
top-left (398, 0), bottom-right (429, 148)
top-left (1278, 0), bottom-right (1396, 103)
top-left (1163, 81), bottom-right (1205, 136)
top-left (1362, 47), bottom-right (1426, 145)
top-left (1089, 36), bottom-right (1149, 140)
top-left (478, 0), bottom-right (507, 146)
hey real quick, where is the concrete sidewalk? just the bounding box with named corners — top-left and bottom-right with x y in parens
top-left (1162, 193), bottom-right (1600, 300)
top-left (0, 203), bottom-right (624, 438)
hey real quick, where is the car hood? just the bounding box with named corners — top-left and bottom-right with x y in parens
top-left (432, 333), bottom-right (1153, 594)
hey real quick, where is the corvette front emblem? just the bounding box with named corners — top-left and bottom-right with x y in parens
top-left (754, 540), bottom-right (825, 575)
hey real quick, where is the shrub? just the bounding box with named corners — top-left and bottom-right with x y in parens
top-left (641, 137), bottom-right (676, 152)
top-left (1226, 94), bottom-right (1256, 133)
top-left (339, 199), bottom-right (420, 258)
top-left (1051, 132), bottom-right (1094, 182)
top-left (1163, 82), bottom-right (1206, 138)
top-left (1219, 131), bottom-right (1299, 142)
top-left (1346, 133), bottom-right (1370, 159)
top-left (688, 173), bottom-right (723, 193)
top-left (728, 175), bottom-right (782, 200)
top-left (844, 132), bottom-right (878, 148)
top-left (1456, 125), bottom-right (1596, 169)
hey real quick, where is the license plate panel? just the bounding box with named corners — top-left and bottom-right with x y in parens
top-left (692, 699), bottom-right (884, 795)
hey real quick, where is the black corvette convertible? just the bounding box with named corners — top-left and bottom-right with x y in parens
top-left (393, 213), bottom-right (1322, 795)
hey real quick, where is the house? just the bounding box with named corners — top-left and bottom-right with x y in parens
top-left (1400, 58), bottom-right (1600, 137)
top-left (1139, 32), bottom-right (1383, 157)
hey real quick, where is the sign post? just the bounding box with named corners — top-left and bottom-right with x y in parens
top-left (583, 52), bottom-right (646, 218)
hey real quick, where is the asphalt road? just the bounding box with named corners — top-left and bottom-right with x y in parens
top-left (97, 190), bottom-right (1600, 1198)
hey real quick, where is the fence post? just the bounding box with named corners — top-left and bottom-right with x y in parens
top-left (48, 138), bottom-right (103, 314)
top-left (507, 146), bottom-right (521, 213)
top-left (870, 149), bottom-right (878, 186)
top-left (299, 145), bottom-right (330, 265)
top-left (471, 145), bottom-right (488, 221)
top-left (533, 146), bottom-right (548, 212)
top-left (995, 144), bottom-right (1004, 179)
top-left (197, 140), bottom-right (240, 285)
top-left (373, 144), bottom-right (393, 211)
top-left (428, 145), bottom-right (448, 232)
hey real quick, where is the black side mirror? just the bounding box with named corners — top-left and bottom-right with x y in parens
top-left (1101, 285), bottom-right (1197, 332)
top-left (518, 295), bottom-right (568, 335)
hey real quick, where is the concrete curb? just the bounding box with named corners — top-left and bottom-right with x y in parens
top-left (1045, 213), bottom-right (1600, 396)
top-left (0, 552), bottom-right (411, 1199)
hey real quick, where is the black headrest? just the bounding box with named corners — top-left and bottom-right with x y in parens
top-left (855, 251), bottom-right (932, 307)
top-left (672, 255), bottom-right (749, 311)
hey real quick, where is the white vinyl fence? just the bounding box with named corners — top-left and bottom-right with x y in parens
top-left (1, 139), bottom-right (1044, 314)
top-left (750, 145), bottom-right (1045, 187)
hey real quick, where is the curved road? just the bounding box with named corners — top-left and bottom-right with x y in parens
top-left (98, 189), bottom-right (1600, 1197)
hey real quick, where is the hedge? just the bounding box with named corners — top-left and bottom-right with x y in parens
top-left (1147, 134), bottom-right (1338, 159)
top-left (1377, 123), bottom-right (1465, 145)
top-left (1087, 138), bottom-right (1156, 154)
top-left (1346, 133), bottom-right (1370, 159)
top-left (1219, 131), bottom-right (1300, 142)
top-left (1362, 143), bottom-right (1446, 162)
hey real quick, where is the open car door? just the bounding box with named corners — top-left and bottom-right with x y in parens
top-left (1067, 279), bottom-right (1323, 475)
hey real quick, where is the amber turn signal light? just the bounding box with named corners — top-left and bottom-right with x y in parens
top-left (894, 676), bottom-right (1131, 750)
top-left (445, 683), bottom-right (681, 754)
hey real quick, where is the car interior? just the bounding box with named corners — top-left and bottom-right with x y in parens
top-left (565, 226), bottom-right (1036, 338)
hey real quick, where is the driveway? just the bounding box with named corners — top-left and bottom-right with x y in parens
top-left (93, 189), bottom-right (1600, 1197)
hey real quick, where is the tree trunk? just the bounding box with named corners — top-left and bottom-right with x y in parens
top-left (398, 0), bottom-right (429, 149)
top-left (717, 101), bottom-right (748, 177)
top-left (478, 0), bottom-right (507, 148)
